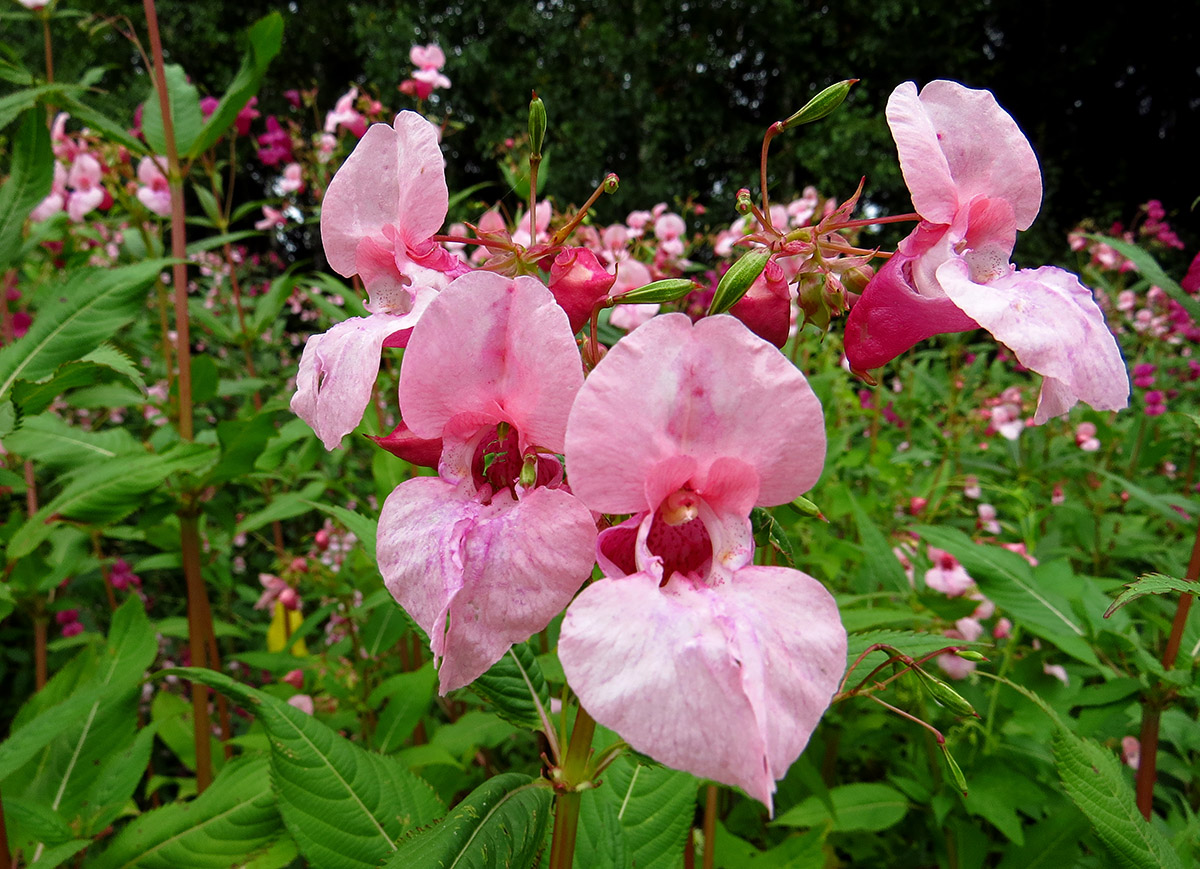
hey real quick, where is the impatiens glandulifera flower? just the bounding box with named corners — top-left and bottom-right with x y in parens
top-left (728, 257), bottom-right (793, 347)
top-left (135, 156), bottom-right (171, 217)
top-left (558, 313), bottom-right (846, 812)
top-left (376, 272), bottom-right (597, 694)
top-left (294, 111), bottom-right (467, 450)
top-left (401, 44), bottom-right (452, 100)
top-left (67, 153), bottom-right (105, 222)
top-left (324, 87), bottom-right (367, 138)
top-left (844, 80), bottom-right (1129, 423)
top-left (548, 246), bottom-right (617, 333)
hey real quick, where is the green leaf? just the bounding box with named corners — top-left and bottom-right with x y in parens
top-left (167, 667), bottom-right (444, 869)
top-left (1093, 235), bottom-right (1200, 324)
top-left (236, 481), bottom-right (326, 536)
top-left (8, 443), bottom-right (215, 558)
top-left (91, 756), bottom-right (284, 869)
top-left (150, 691), bottom-right (226, 777)
top-left (3, 413), bottom-right (141, 468)
top-left (188, 13), bottom-right (284, 158)
top-left (1105, 573), bottom-right (1196, 618)
top-left (1053, 730), bottom-right (1184, 869)
top-left (470, 642), bottom-right (553, 731)
top-left (0, 109), bottom-right (53, 271)
top-left (914, 525), bottom-right (1098, 667)
top-left (574, 788), bottom-right (629, 869)
top-left (250, 265), bottom-right (302, 337)
top-left (1096, 470), bottom-right (1199, 525)
top-left (383, 773), bottom-right (552, 869)
top-left (0, 260), bottom-right (169, 399)
top-left (206, 415), bottom-right (280, 485)
top-left (12, 359), bottom-right (138, 416)
top-left (851, 493), bottom-right (911, 592)
top-left (774, 782), bottom-right (908, 832)
top-left (299, 500), bottom-right (377, 561)
top-left (141, 63), bottom-right (204, 157)
top-left (995, 811), bottom-right (1089, 869)
top-left (81, 722), bottom-right (159, 836)
top-left (370, 664), bottom-right (437, 754)
top-left (593, 755), bottom-right (697, 869)
top-left (0, 597), bottom-right (156, 782)
top-left (54, 93), bottom-right (145, 153)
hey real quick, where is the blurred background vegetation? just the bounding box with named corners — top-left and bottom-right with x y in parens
top-left (7, 0), bottom-right (1198, 264)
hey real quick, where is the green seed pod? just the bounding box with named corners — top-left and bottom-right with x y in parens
top-left (614, 278), bottom-right (697, 306)
top-left (940, 743), bottom-right (969, 795)
top-left (781, 79), bottom-right (858, 130)
top-left (709, 248), bottom-right (771, 316)
top-left (914, 666), bottom-right (980, 718)
top-left (529, 92), bottom-right (547, 159)
top-left (955, 650), bottom-right (989, 663)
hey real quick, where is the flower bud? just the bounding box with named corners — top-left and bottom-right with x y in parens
top-left (548, 247), bottom-right (617, 333)
top-left (709, 248), bottom-right (771, 316)
top-left (528, 92), bottom-right (547, 159)
top-left (603, 173), bottom-right (619, 194)
top-left (728, 259), bottom-right (792, 347)
top-left (839, 263), bottom-right (874, 295)
top-left (735, 188), bottom-right (754, 215)
top-left (615, 278), bottom-right (697, 306)
top-left (822, 273), bottom-right (847, 316)
top-left (796, 274), bottom-right (830, 331)
top-left (519, 454), bottom-right (538, 489)
top-left (283, 669), bottom-right (304, 690)
top-left (278, 587), bottom-right (300, 611)
top-left (781, 79), bottom-right (858, 130)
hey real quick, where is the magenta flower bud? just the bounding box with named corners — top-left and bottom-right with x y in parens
top-left (235, 97), bottom-right (260, 137)
top-left (55, 609), bottom-right (79, 625)
top-left (548, 246), bottom-right (617, 334)
top-left (283, 669), bottom-right (304, 690)
top-left (314, 529), bottom-right (331, 551)
top-left (289, 557), bottom-right (308, 573)
top-left (728, 259), bottom-right (793, 347)
top-left (61, 622), bottom-right (84, 638)
top-left (278, 587), bottom-right (300, 611)
top-left (199, 96), bottom-right (219, 120)
top-left (603, 173), bottom-right (619, 194)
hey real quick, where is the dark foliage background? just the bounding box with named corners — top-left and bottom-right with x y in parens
top-left (9, 0), bottom-right (1199, 263)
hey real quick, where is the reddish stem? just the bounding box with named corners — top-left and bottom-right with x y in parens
top-left (701, 784), bottom-right (718, 869)
top-left (1135, 517), bottom-right (1200, 819)
top-left (758, 122), bottom-right (783, 233)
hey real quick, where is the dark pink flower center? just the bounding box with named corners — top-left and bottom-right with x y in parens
top-left (469, 424), bottom-right (560, 501)
top-left (645, 492), bottom-right (713, 585)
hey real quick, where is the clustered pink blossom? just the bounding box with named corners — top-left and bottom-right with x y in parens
top-left (399, 44), bottom-right (451, 100)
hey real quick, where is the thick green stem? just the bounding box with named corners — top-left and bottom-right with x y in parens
top-left (548, 706), bottom-right (597, 869)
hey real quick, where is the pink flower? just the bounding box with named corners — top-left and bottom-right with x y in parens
top-left (66, 153), bottom-right (105, 222)
top-left (235, 97), bottom-right (260, 137)
top-left (294, 112), bottom-right (467, 450)
top-left (287, 694), bottom-right (315, 715)
top-left (1122, 736), bottom-right (1140, 770)
top-left (376, 273), bottom-right (597, 694)
top-left (279, 162), bottom-right (304, 195)
top-left (977, 503), bottom-right (1000, 534)
top-left (728, 258), bottom-right (794, 348)
top-left (30, 162), bottom-right (68, 222)
top-left (1043, 662), bottom-right (1069, 686)
top-left (257, 116), bottom-right (294, 166)
top-left (924, 546), bottom-right (974, 596)
top-left (136, 156), bottom-right (172, 217)
top-left (548, 246), bottom-right (617, 333)
top-left (324, 87), bottom-right (367, 138)
top-left (993, 617), bottom-right (1013, 639)
top-left (558, 314), bottom-right (845, 812)
top-left (255, 205), bottom-right (287, 231)
top-left (844, 81), bottom-right (1129, 424)
top-left (255, 573), bottom-right (291, 610)
top-left (1074, 421), bottom-right (1100, 451)
top-left (401, 44), bottom-right (451, 100)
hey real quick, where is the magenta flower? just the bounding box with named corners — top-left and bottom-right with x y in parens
top-left (294, 111), bottom-right (467, 450)
top-left (558, 314), bottom-right (846, 811)
top-left (844, 81), bottom-right (1129, 423)
top-left (400, 44), bottom-right (451, 100)
top-left (324, 87), bottom-right (367, 138)
top-left (376, 272), bottom-right (597, 694)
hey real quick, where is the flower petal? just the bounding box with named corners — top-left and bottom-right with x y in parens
top-left (559, 566), bottom-right (846, 811)
top-left (398, 272), bottom-right (584, 452)
top-left (565, 314), bottom-right (824, 514)
top-left (291, 312), bottom-right (422, 450)
top-left (378, 478), bottom-right (597, 693)
top-left (936, 261), bottom-right (1130, 422)
top-left (320, 111), bottom-right (448, 278)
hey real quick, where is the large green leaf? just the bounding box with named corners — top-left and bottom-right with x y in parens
top-left (914, 525), bottom-right (1099, 666)
top-left (850, 493), bottom-right (911, 593)
top-left (91, 756), bottom-right (283, 869)
top-left (141, 63), bottom-right (203, 157)
top-left (8, 442), bottom-right (215, 558)
top-left (470, 642), bottom-right (553, 731)
top-left (592, 755), bottom-right (697, 869)
top-left (80, 722), bottom-right (159, 837)
top-left (1053, 731), bottom-right (1183, 869)
top-left (0, 597), bottom-right (156, 782)
top-left (13, 344), bottom-right (146, 416)
top-left (383, 773), bottom-right (552, 869)
top-left (0, 260), bottom-right (169, 399)
top-left (1105, 573), bottom-right (1196, 618)
top-left (188, 13), bottom-right (284, 158)
top-left (0, 108), bottom-right (53, 271)
top-left (774, 782), bottom-right (908, 832)
top-left (3, 412), bottom-right (141, 468)
top-left (168, 667), bottom-right (444, 869)
top-left (369, 664), bottom-right (438, 754)
top-left (574, 789), bottom-right (629, 869)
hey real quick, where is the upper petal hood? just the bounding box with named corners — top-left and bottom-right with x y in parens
top-left (321, 111), bottom-right (448, 277)
top-left (398, 272), bottom-right (584, 453)
top-left (565, 313), bottom-right (825, 514)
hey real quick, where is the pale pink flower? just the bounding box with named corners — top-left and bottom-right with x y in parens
top-left (1043, 662), bottom-right (1069, 686)
top-left (401, 44), bottom-right (451, 100)
top-left (279, 162), bottom-right (304, 194)
top-left (924, 546), bottom-right (974, 597)
top-left (963, 475), bottom-right (982, 499)
top-left (324, 87), bottom-right (367, 137)
top-left (1074, 421), bottom-right (1100, 451)
top-left (559, 313), bottom-right (845, 812)
top-left (1122, 736), bottom-right (1140, 770)
top-left (295, 112), bottom-right (467, 450)
top-left (255, 205), bottom-right (287, 231)
top-left (66, 153), bottom-right (105, 222)
top-left (136, 156), bottom-right (172, 217)
top-left (30, 162), bottom-right (68, 222)
top-left (254, 573), bottom-right (290, 609)
top-left (977, 503), bottom-right (1000, 534)
top-left (993, 617), bottom-right (1013, 639)
top-left (287, 694), bottom-right (315, 715)
top-left (937, 652), bottom-right (976, 680)
top-left (376, 273), bottom-right (597, 694)
top-left (844, 81), bottom-right (1129, 423)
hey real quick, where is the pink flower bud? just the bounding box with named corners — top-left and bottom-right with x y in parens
top-left (278, 587), bottom-right (300, 611)
top-left (314, 529), bottom-right (331, 551)
top-left (55, 609), bottom-right (79, 625)
top-left (61, 621), bottom-right (84, 638)
top-left (283, 669), bottom-right (304, 689)
top-left (728, 259), bottom-right (792, 347)
top-left (548, 247), bottom-right (617, 334)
